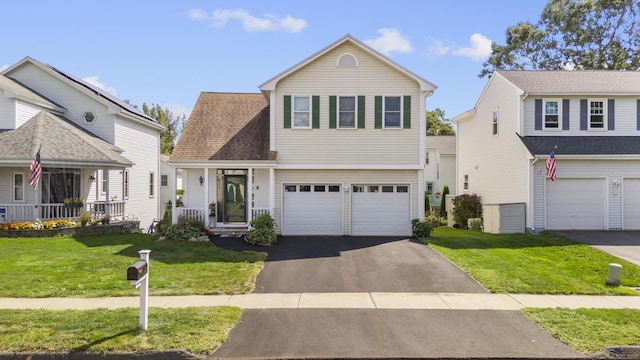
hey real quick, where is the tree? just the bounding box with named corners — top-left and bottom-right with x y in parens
top-left (439, 185), bottom-right (450, 218)
top-left (480, 0), bottom-right (640, 77)
top-left (142, 103), bottom-right (186, 155)
top-left (426, 108), bottom-right (455, 135)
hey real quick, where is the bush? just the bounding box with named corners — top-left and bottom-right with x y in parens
top-left (164, 220), bottom-right (204, 241)
top-left (157, 209), bottom-right (172, 235)
top-left (411, 218), bottom-right (433, 238)
top-left (452, 194), bottom-right (482, 228)
top-left (439, 185), bottom-right (450, 218)
top-left (424, 214), bottom-right (447, 228)
top-left (469, 218), bottom-right (483, 231)
top-left (78, 211), bottom-right (92, 227)
top-left (424, 192), bottom-right (431, 215)
top-left (246, 213), bottom-right (277, 245)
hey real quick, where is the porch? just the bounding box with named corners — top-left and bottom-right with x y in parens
top-left (0, 201), bottom-right (126, 222)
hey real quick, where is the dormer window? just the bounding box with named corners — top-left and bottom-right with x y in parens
top-left (83, 112), bottom-right (96, 124)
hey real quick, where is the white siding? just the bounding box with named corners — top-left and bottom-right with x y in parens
top-left (274, 43), bottom-right (422, 166)
top-left (16, 101), bottom-right (42, 128)
top-left (457, 75), bottom-right (530, 206)
top-left (275, 169), bottom-right (419, 235)
top-left (115, 117), bottom-right (160, 229)
top-left (0, 168), bottom-right (35, 204)
top-left (609, 176), bottom-right (623, 230)
top-left (439, 154), bottom-right (456, 195)
top-left (253, 168), bottom-right (270, 210)
top-left (523, 97), bottom-right (640, 136)
top-left (8, 64), bottom-right (116, 143)
top-left (623, 178), bottom-right (640, 230)
top-left (0, 94), bottom-right (16, 129)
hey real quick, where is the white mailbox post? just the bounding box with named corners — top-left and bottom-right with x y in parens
top-left (127, 249), bottom-right (150, 330)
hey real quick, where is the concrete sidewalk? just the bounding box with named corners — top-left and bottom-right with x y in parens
top-left (2, 292), bottom-right (639, 310)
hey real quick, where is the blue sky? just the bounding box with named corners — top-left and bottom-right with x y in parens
top-left (2, 1), bottom-right (549, 121)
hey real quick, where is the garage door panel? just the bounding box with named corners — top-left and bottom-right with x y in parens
top-left (624, 179), bottom-right (640, 230)
top-left (351, 185), bottom-right (411, 236)
top-left (283, 184), bottom-right (342, 235)
top-left (546, 178), bottom-right (604, 230)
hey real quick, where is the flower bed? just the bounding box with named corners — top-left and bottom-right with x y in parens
top-left (0, 220), bottom-right (140, 238)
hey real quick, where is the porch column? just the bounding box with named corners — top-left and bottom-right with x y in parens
top-left (171, 167), bottom-right (177, 224)
top-left (204, 168), bottom-right (209, 225)
top-left (104, 169), bottom-right (110, 218)
top-left (269, 168), bottom-right (275, 216)
top-left (247, 168), bottom-right (253, 223)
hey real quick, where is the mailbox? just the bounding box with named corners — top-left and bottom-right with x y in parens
top-left (127, 260), bottom-right (148, 282)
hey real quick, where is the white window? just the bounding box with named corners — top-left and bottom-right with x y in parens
top-left (100, 170), bottom-right (107, 194)
top-left (123, 169), bottom-right (129, 200)
top-left (589, 99), bottom-right (606, 129)
top-left (13, 173), bottom-right (25, 202)
top-left (83, 111), bottom-right (96, 124)
top-left (544, 99), bottom-right (560, 129)
top-left (161, 174), bottom-right (168, 187)
top-left (492, 108), bottom-right (499, 135)
top-left (384, 96), bottom-right (401, 128)
top-left (425, 152), bottom-right (429, 165)
top-left (149, 172), bottom-right (155, 198)
top-left (338, 96), bottom-right (356, 128)
top-left (426, 182), bottom-right (434, 194)
top-left (464, 174), bottom-right (469, 191)
top-left (293, 96), bottom-right (311, 128)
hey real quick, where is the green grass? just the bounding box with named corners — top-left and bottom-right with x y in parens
top-left (426, 227), bottom-right (640, 295)
top-left (524, 308), bottom-right (640, 353)
top-left (0, 307), bottom-right (241, 355)
top-left (0, 233), bottom-right (266, 297)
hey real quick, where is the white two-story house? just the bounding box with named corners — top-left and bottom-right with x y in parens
top-left (424, 135), bottom-right (456, 209)
top-left (455, 70), bottom-right (640, 232)
top-left (0, 57), bottom-right (163, 229)
top-left (170, 34), bottom-right (436, 236)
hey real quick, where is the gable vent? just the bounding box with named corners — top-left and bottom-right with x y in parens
top-left (337, 53), bottom-right (358, 67)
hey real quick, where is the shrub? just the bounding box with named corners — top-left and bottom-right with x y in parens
top-left (425, 214), bottom-right (447, 228)
top-left (246, 213), bottom-right (277, 245)
top-left (164, 220), bottom-right (204, 241)
top-left (411, 218), bottom-right (433, 238)
top-left (469, 218), bottom-right (483, 231)
top-left (78, 211), bottom-right (92, 227)
top-left (100, 215), bottom-right (110, 225)
top-left (424, 192), bottom-right (431, 215)
top-left (157, 209), bottom-right (172, 235)
top-left (452, 194), bottom-right (482, 228)
top-left (439, 185), bottom-right (450, 218)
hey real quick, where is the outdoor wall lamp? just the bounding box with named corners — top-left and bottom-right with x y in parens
top-left (199, 176), bottom-right (204, 186)
top-left (89, 175), bottom-right (96, 181)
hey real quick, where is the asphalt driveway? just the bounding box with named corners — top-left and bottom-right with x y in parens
top-left (554, 231), bottom-right (640, 266)
top-left (210, 235), bottom-right (487, 293)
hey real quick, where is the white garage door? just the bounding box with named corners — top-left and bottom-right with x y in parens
top-left (546, 178), bottom-right (605, 230)
top-left (623, 179), bottom-right (640, 230)
top-left (282, 184), bottom-right (342, 235)
top-left (351, 184), bottom-right (411, 236)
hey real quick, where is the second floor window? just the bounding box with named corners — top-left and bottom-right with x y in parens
top-left (338, 96), bottom-right (356, 128)
top-left (544, 100), bottom-right (560, 129)
top-left (589, 99), bottom-right (605, 129)
top-left (149, 172), bottom-right (155, 198)
top-left (384, 96), bottom-right (401, 128)
top-left (293, 96), bottom-right (311, 128)
top-left (492, 109), bottom-right (499, 135)
top-left (426, 182), bottom-right (434, 194)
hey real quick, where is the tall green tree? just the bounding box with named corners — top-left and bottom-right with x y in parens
top-left (142, 103), bottom-right (186, 155)
top-left (480, 0), bottom-right (640, 77)
top-left (426, 108), bottom-right (455, 135)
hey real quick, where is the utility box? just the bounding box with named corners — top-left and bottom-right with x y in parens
top-left (483, 203), bottom-right (526, 234)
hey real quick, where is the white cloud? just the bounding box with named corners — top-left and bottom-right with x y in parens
top-left (452, 33), bottom-right (492, 61)
top-left (164, 103), bottom-right (192, 120)
top-left (364, 28), bottom-right (413, 55)
top-left (427, 39), bottom-right (451, 58)
top-left (82, 76), bottom-right (118, 96)
top-left (189, 8), bottom-right (307, 33)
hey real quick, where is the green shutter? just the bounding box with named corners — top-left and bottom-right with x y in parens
top-left (329, 96), bottom-right (337, 129)
top-left (374, 96), bottom-right (382, 129)
top-left (403, 95), bottom-right (411, 129)
top-left (283, 95), bottom-right (291, 129)
top-left (357, 96), bottom-right (365, 129)
top-left (312, 96), bottom-right (320, 129)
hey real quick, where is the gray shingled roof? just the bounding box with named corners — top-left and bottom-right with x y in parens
top-left (171, 92), bottom-right (273, 161)
top-left (0, 74), bottom-right (63, 111)
top-left (518, 135), bottom-right (640, 156)
top-left (497, 70), bottom-right (640, 94)
top-left (426, 136), bottom-right (456, 155)
top-left (0, 111), bottom-right (133, 167)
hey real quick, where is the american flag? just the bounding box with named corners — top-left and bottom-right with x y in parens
top-left (546, 150), bottom-right (556, 182)
top-left (28, 148), bottom-right (41, 189)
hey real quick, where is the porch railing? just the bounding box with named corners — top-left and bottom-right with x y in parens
top-left (252, 208), bottom-right (271, 219)
top-left (175, 207), bottom-right (272, 225)
top-left (0, 201), bottom-right (126, 222)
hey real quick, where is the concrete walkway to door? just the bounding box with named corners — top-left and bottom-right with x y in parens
top-left (554, 231), bottom-right (640, 266)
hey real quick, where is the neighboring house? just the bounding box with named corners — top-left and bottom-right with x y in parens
top-left (424, 135), bottom-right (456, 209)
top-left (454, 70), bottom-right (640, 232)
top-left (0, 57), bottom-right (163, 229)
top-left (170, 34), bottom-right (436, 236)
top-left (159, 154), bottom-right (182, 218)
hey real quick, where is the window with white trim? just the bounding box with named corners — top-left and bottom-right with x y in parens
top-left (293, 96), bottom-right (311, 128)
top-left (426, 182), bottom-right (434, 194)
top-left (425, 152), bottom-right (429, 165)
top-left (338, 96), bottom-right (356, 128)
top-left (13, 173), bottom-right (25, 202)
top-left (149, 172), bottom-right (155, 198)
top-left (161, 174), bottom-right (168, 187)
top-left (123, 169), bottom-right (129, 200)
top-left (384, 96), bottom-right (401, 128)
top-left (543, 99), bottom-right (560, 129)
top-left (463, 174), bottom-right (469, 190)
top-left (492, 108), bottom-right (499, 135)
top-left (100, 170), bottom-right (107, 194)
top-left (589, 99), bottom-right (606, 129)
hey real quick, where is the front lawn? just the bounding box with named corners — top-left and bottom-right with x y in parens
top-left (0, 307), bottom-right (241, 355)
top-left (426, 227), bottom-right (640, 295)
top-left (0, 234), bottom-right (265, 297)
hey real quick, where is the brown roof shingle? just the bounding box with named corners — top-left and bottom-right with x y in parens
top-left (171, 92), bottom-right (272, 161)
top-left (497, 70), bottom-right (640, 94)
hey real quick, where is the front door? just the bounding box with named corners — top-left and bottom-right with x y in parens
top-left (224, 175), bottom-right (247, 223)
